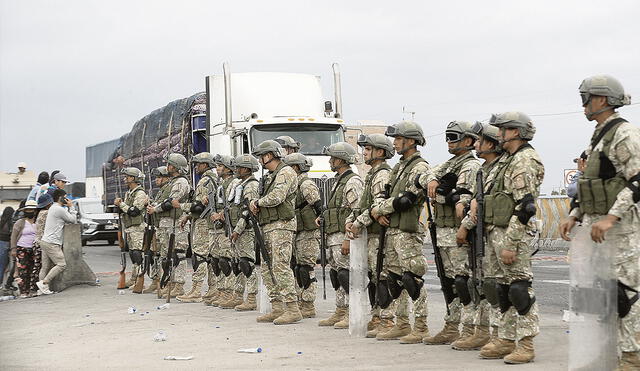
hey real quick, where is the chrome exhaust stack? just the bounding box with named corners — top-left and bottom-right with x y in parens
top-left (332, 63), bottom-right (342, 119)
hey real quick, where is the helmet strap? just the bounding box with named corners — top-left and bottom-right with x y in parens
top-left (585, 100), bottom-right (614, 120)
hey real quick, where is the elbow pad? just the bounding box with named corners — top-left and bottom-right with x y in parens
top-left (436, 173), bottom-right (458, 196)
top-left (414, 174), bottom-right (425, 190)
top-left (312, 200), bottom-right (325, 217)
top-left (127, 207), bottom-right (141, 217)
top-left (514, 193), bottom-right (536, 225)
top-left (392, 192), bottom-right (417, 212)
top-left (161, 198), bottom-right (173, 212)
top-left (190, 201), bottom-right (204, 214)
top-left (627, 173), bottom-right (640, 203)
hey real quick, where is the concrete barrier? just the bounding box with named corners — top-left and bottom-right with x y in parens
top-left (49, 224), bottom-right (97, 292)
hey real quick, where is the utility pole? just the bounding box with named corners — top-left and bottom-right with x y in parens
top-left (402, 106), bottom-right (416, 121)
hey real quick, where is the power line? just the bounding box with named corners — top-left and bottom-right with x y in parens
top-left (529, 102), bottom-right (640, 117)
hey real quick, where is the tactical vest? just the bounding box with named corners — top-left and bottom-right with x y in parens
top-left (358, 164), bottom-right (391, 234)
top-left (295, 177), bottom-right (320, 232)
top-left (191, 174), bottom-right (215, 219)
top-left (578, 118), bottom-right (628, 215)
top-left (157, 175), bottom-right (189, 220)
top-left (483, 144), bottom-right (532, 227)
top-left (388, 155), bottom-right (426, 233)
top-left (257, 162), bottom-right (296, 226)
top-left (325, 170), bottom-right (357, 234)
top-left (434, 153), bottom-right (476, 228)
top-left (229, 177), bottom-right (258, 229)
top-left (155, 183), bottom-right (172, 220)
top-left (122, 187), bottom-right (144, 228)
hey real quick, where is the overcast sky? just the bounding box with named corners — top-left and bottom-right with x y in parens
top-left (2, 1), bottom-right (639, 192)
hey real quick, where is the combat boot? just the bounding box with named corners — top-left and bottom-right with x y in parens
top-left (450, 324), bottom-right (476, 350)
top-left (503, 336), bottom-right (535, 364)
top-left (273, 302), bottom-right (303, 325)
top-left (257, 301), bottom-right (284, 323)
top-left (452, 325), bottom-right (490, 351)
top-left (318, 307), bottom-right (347, 327)
top-left (235, 294), bottom-right (257, 311)
top-left (367, 317), bottom-right (389, 338)
top-left (220, 291), bottom-right (244, 309)
top-left (399, 316), bottom-right (429, 344)
top-left (377, 316), bottom-right (411, 341)
top-left (334, 310), bottom-right (349, 329)
top-left (617, 351), bottom-right (640, 371)
top-left (299, 301), bottom-right (316, 318)
top-left (164, 283), bottom-right (184, 298)
top-left (126, 274), bottom-right (137, 289)
top-left (176, 282), bottom-right (203, 303)
top-left (202, 286), bottom-right (217, 301)
top-left (211, 290), bottom-right (230, 307)
top-left (480, 338), bottom-right (516, 359)
top-left (158, 283), bottom-right (171, 299)
top-left (423, 321), bottom-right (460, 345)
top-left (142, 279), bottom-right (159, 294)
top-left (367, 315), bottom-right (381, 331)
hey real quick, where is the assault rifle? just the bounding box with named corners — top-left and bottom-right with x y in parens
top-left (115, 172), bottom-right (128, 290)
top-left (199, 187), bottom-right (217, 220)
top-left (243, 199), bottom-right (275, 285)
top-left (133, 211), bottom-right (155, 293)
top-left (160, 208), bottom-right (177, 303)
top-left (374, 184), bottom-right (391, 307)
top-left (468, 170), bottom-right (485, 304)
top-left (425, 197), bottom-right (455, 314)
top-left (319, 215), bottom-right (327, 300)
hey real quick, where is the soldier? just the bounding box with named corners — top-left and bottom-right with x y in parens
top-left (275, 136), bottom-right (301, 155)
top-left (114, 167), bottom-right (148, 288)
top-left (284, 153), bottom-right (323, 318)
top-left (143, 166), bottom-right (170, 294)
top-left (249, 140), bottom-right (302, 325)
top-left (175, 152), bottom-right (218, 303)
top-left (146, 153), bottom-right (191, 298)
top-left (344, 134), bottom-right (396, 338)
top-left (455, 122), bottom-right (505, 351)
top-left (229, 154), bottom-right (261, 311)
top-left (209, 155), bottom-right (240, 307)
top-left (560, 75), bottom-right (640, 370)
top-left (470, 112), bottom-right (544, 364)
top-left (370, 121), bottom-right (430, 344)
top-left (419, 121), bottom-right (481, 345)
top-left (317, 142), bottom-right (363, 329)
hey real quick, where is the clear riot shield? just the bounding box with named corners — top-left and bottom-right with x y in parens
top-left (349, 230), bottom-right (368, 337)
top-left (569, 225), bottom-right (617, 370)
top-left (257, 272), bottom-right (270, 314)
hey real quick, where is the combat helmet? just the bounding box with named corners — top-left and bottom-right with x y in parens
top-left (252, 140), bottom-right (287, 159)
top-left (446, 121), bottom-right (478, 142)
top-left (385, 121), bottom-right (425, 146)
top-left (121, 167), bottom-right (145, 183)
top-left (489, 112), bottom-right (536, 141)
top-left (191, 152), bottom-right (216, 166)
top-left (152, 166), bottom-right (169, 177)
top-left (213, 154), bottom-right (234, 169)
top-left (471, 121), bottom-right (503, 154)
top-left (234, 154), bottom-right (260, 172)
top-left (356, 133), bottom-right (394, 160)
top-left (322, 142), bottom-right (357, 164)
top-left (283, 153), bottom-right (313, 173)
top-left (166, 153), bottom-right (189, 173)
top-left (579, 74), bottom-right (631, 108)
top-left (275, 135), bottom-right (301, 150)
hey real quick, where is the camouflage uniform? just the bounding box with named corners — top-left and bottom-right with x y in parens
top-left (324, 170), bottom-right (363, 310)
top-left (488, 144), bottom-right (544, 342)
top-left (293, 173), bottom-right (321, 304)
top-left (153, 175), bottom-right (191, 285)
top-left (372, 152), bottom-right (431, 322)
top-left (179, 169), bottom-right (217, 287)
top-left (255, 162), bottom-right (299, 304)
top-left (211, 176), bottom-right (238, 301)
top-left (569, 112), bottom-right (640, 353)
top-left (149, 183), bottom-right (170, 282)
top-left (229, 176), bottom-right (260, 299)
top-left (119, 184), bottom-right (148, 281)
top-left (423, 152), bottom-right (481, 327)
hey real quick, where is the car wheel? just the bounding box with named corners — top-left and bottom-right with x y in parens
top-left (108, 239), bottom-right (115, 245)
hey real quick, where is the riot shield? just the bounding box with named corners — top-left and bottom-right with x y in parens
top-left (257, 272), bottom-right (270, 314)
top-left (568, 225), bottom-right (617, 370)
top-left (349, 230), bottom-right (368, 337)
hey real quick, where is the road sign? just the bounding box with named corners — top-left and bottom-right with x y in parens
top-left (564, 169), bottom-right (579, 188)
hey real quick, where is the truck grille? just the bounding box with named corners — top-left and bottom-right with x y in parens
top-left (310, 176), bottom-right (336, 207)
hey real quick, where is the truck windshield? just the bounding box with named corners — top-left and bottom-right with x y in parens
top-left (80, 201), bottom-right (104, 214)
top-left (250, 124), bottom-right (344, 155)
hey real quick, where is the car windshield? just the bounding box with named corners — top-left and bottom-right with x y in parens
top-left (80, 201), bottom-right (104, 214)
top-left (250, 124), bottom-right (344, 155)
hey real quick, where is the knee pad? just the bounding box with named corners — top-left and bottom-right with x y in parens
top-left (387, 272), bottom-right (404, 299)
top-left (238, 257), bottom-right (254, 278)
top-left (329, 269), bottom-right (340, 290)
top-left (290, 255), bottom-right (297, 271)
top-left (231, 259), bottom-right (241, 276)
top-left (218, 257), bottom-right (232, 276)
top-left (618, 281), bottom-right (640, 318)
top-left (209, 256), bottom-right (221, 276)
top-left (483, 278), bottom-right (499, 306)
top-left (338, 268), bottom-right (350, 295)
top-left (368, 281), bottom-right (376, 307)
top-left (192, 253), bottom-right (206, 272)
top-left (376, 280), bottom-right (393, 309)
top-left (454, 275), bottom-right (471, 306)
top-left (497, 283), bottom-right (512, 313)
top-left (508, 280), bottom-right (536, 316)
top-left (402, 271), bottom-right (425, 301)
top-left (441, 276), bottom-right (458, 305)
top-left (129, 250), bottom-right (143, 265)
top-left (295, 264), bottom-right (315, 290)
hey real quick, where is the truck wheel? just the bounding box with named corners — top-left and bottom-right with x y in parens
top-left (82, 240), bottom-right (87, 246)
top-left (108, 239), bottom-right (115, 246)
